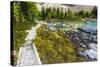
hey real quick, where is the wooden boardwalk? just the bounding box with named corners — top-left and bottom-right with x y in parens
top-left (16, 22), bottom-right (42, 66)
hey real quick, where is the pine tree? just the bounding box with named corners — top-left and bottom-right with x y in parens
top-left (64, 11), bottom-right (67, 19)
top-left (85, 11), bottom-right (90, 18)
top-left (78, 10), bottom-right (85, 18)
top-left (91, 6), bottom-right (97, 18)
top-left (41, 7), bottom-right (46, 20)
top-left (56, 8), bottom-right (60, 19)
top-left (67, 9), bottom-right (73, 19)
top-left (11, 1), bottom-right (22, 22)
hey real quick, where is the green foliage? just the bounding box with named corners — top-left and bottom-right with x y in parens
top-left (40, 6), bottom-right (97, 21)
top-left (85, 11), bottom-right (90, 17)
top-left (11, 1), bottom-right (39, 23)
top-left (13, 31), bottom-right (28, 51)
top-left (19, 2), bottom-right (39, 22)
top-left (34, 26), bottom-right (85, 64)
top-left (11, 2), bottom-right (21, 22)
top-left (40, 7), bottom-right (46, 20)
top-left (12, 1), bottom-right (39, 51)
top-left (11, 1), bottom-right (39, 65)
top-left (78, 10), bottom-right (85, 18)
top-left (91, 6), bottom-right (97, 18)
top-left (67, 9), bottom-right (73, 19)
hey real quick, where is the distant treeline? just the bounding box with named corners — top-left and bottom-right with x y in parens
top-left (40, 6), bottom-right (97, 21)
top-left (11, 1), bottom-right (97, 22)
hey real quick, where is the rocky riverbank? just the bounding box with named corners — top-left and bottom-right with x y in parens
top-left (44, 21), bottom-right (97, 61)
top-left (64, 30), bottom-right (97, 61)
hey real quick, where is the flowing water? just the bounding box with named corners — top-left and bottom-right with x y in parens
top-left (83, 21), bottom-right (97, 27)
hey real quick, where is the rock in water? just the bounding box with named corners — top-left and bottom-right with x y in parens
top-left (85, 49), bottom-right (97, 60)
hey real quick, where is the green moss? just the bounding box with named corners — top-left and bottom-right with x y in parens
top-left (34, 26), bottom-right (85, 64)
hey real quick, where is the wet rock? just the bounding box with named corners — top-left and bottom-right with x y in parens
top-left (89, 43), bottom-right (97, 51)
top-left (64, 30), bottom-right (97, 61)
top-left (85, 49), bottom-right (97, 60)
